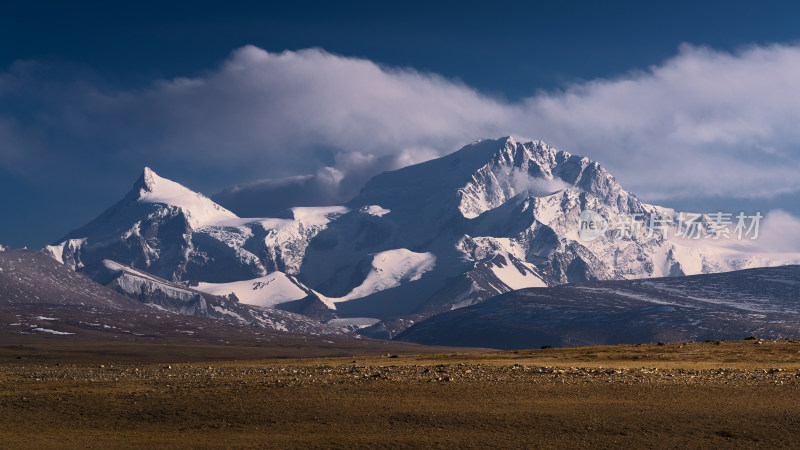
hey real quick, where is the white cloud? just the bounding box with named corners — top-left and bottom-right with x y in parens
top-left (2, 43), bottom-right (800, 210)
top-left (748, 210), bottom-right (800, 253)
top-left (523, 44), bottom-right (800, 200)
top-left (132, 46), bottom-right (515, 173)
top-left (508, 168), bottom-right (574, 197)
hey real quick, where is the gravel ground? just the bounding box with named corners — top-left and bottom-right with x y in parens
top-left (3, 339), bottom-right (800, 447)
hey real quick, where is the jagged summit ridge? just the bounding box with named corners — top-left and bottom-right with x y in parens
top-left (352, 137), bottom-right (637, 221)
top-left (457, 137), bottom-right (640, 219)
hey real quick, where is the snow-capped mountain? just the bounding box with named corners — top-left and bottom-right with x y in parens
top-left (46, 138), bottom-right (800, 335)
top-left (294, 137), bottom-right (800, 332)
top-left (396, 265), bottom-right (800, 349)
top-left (45, 167), bottom-right (347, 283)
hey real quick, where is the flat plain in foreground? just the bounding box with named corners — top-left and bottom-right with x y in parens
top-left (3, 338), bottom-right (800, 447)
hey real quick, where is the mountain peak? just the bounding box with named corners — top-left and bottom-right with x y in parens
top-left (355, 137), bottom-right (618, 217)
top-left (456, 137), bottom-right (567, 175)
top-left (131, 167), bottom-right (238, 227)
top-left (453, 137), bottom-right (639, 218)
top-left (133, 166), bottom-right (165, 193)
top-left (140, 166), bottom-right (157, 191)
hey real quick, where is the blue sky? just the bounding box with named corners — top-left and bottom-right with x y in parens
top-left (2, 1), bottom-right (800, 247)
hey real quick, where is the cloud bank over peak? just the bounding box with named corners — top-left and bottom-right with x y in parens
top-left (141, 46), bottom-right (513, 169)
top-left (525, 43), bottom-right (800, 200)
top-left (2, 43), bottom-right (800, 214)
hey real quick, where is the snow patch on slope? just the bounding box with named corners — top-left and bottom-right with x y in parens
top-left (102, 259), bottom-right (202, 302)
top-left (326, 317), bottom-right (381, 329)
top-left (31, 327), bottom-right (74, 336)
top-left (359, 205), bottom-right (391, 217)
top-left (334, 249), bottom-right (436, 302)
top-left (488, 254), bottom-right (547, 290)
top-left (196, 272), bottom-right (309, 308)
top-left (44, 239), bottom-right (86, 266)
top-left (290, 206), bottom-right (349, 226)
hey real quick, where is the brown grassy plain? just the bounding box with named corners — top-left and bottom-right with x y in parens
top-left (3, 335), bottom-right (800, 448)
